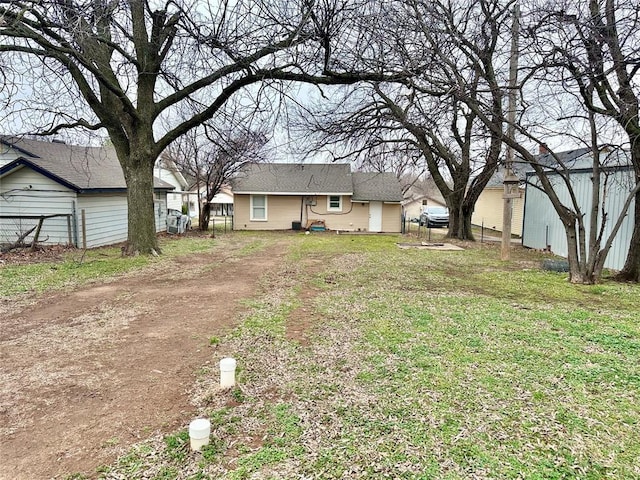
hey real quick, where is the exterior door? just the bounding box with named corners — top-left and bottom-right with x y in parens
top-left (369, 201), bottom-right (383, 232)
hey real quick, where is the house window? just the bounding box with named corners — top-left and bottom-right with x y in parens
top-left (250, 195), bottom-right (267, 221)
top-left (327, 195), bottom-right (342, 212)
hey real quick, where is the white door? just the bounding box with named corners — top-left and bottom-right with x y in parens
top-left (369, 201), bottom-right (383, 232)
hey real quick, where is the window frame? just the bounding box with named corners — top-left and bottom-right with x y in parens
top-left (327, 195), bottom-right (342, 212)
top-left (250, 194), bottom-right (268, 221)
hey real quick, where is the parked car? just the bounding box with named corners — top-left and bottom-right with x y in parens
top-left (419, 206), bottom-right (449, 228)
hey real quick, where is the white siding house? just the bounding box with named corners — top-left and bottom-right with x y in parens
top-left (1, 166), bottom-right (77, 245)
top-left (155, 156), bottom-right (192, 214)
top-left (1, 136), bottom-right (174, 249)
top-left (210, 186), bottom-right (234, 216)
top-left (522, 150), bottom-right (636, 271)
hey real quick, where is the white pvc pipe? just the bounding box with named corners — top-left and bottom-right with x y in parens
top-left (219, 357), bottom-right (237, 388)
top-left (189, 418), bottom-right (211, 451)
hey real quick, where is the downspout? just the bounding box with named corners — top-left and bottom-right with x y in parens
top-left (300, 197), bottom-right (304, 223)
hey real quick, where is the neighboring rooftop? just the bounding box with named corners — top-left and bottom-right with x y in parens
top-left (534, 147), bottom-right (593, 170)
top-left (486, 147), bottom-right (595, 188)
top-left (402, 177), bottom-right (447, 205)
top-left (485, 161), bottom-right (531, 188)
top-left (0, 135), bottom-right (173, 191)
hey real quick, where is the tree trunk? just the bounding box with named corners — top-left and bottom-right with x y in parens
top-left (445, 181), bottom-right (477, 241)
top-left (199, 203), bottom-right (211, 231)
top-left (564, 220), bottom-right (594, 284)
top-left (448, 207), bottom-right (475, 240)
top-left (566, 225), bottom-right (587, 284)
top-left (122, 154), bottom-right (160, 255)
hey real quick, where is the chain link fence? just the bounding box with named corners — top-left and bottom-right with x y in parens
top-left (0, 214), bottom-right (74, 252)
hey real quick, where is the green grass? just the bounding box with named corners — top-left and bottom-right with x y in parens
top-left (9, 232), bottom-right (640, 479)
top-left (164, 431), bottom-right (190, 462)
top-left (0, 253), bottom-right (149, 296)
top-left (301, 239), bottom-right (640, 479)
top-left (0, 234), bottom-right (218, 297)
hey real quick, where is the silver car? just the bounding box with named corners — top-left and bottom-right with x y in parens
top-left (419, 206), bottom-right (449, 228)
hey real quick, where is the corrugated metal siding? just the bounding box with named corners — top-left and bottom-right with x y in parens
top-left (0, 167), bottom-right (76, 245)
top-left (523, 168), bottom-right (636, 270)
top-left (595, 170), bottom-right (636, 270)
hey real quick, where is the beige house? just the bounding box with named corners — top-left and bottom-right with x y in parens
top-left (402, 178), bottom-right (447, 220)
top-left (472, 166), bottom-right (526, 236)
top-left (231, 163), bottom-right (403, 232)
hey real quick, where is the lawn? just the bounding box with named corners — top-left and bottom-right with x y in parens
top-left (7, 232), bottom-right (639, 479)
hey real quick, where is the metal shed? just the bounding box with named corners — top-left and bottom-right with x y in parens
top-left (522, 151), bottom-right (636, 271)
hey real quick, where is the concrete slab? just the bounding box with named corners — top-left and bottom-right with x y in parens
top-left (397, 242), bottom-right (465, 251)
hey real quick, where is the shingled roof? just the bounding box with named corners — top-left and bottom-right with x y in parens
top-left (485, 161), bottom-right (531, 188)
top-left (0, 136), bottom-right (174, 192)
top-left (232, 163), bottom-right (353, 195)
top-left (231, 163), bottom-right (403, 202)
top-left (352, 172), bottom-right (403, 202)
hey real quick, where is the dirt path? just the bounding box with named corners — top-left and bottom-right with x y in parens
top-left (0, 237), bottom-right (291, 480)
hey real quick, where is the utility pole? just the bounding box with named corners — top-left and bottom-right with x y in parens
top-left (502, 1), bottom-right (520, 261)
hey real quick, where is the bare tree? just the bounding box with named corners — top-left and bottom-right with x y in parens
top-left (371, 85), bottom-right (501, 240)
top-left (425, 0), bottom-right (639, 283)
top-left (296, 0), bottom-right (505, 240)
top-left (524, 0), bottom-right (640, 281)
top-left (523, 140), bottom-right (639, 284)
top-left (0, 0), bottom-right (408, 254)
top-left (165, 123), bottom-right (267, 230)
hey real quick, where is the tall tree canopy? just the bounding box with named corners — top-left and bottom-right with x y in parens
top-left (0, 0), bottom-right (406, 254)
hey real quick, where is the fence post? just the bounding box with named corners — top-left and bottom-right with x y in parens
top-left (81, 209), bottom-right (87, 249)
top-left (30, 216), bottom-right (45, 252)
top-left (67, 215), bottom-right (72, 245)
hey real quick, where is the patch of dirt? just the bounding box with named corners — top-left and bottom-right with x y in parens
top-left (397, 242), bottom-right (465, 251)
top-left (285, 288), bottom-right (323, 346)
top-left (0, 244), bottom-right (79, 266)
top-left (285, 258), bottom-right (326, 345)
top-left (0, 238), bottom-right (290, 480)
